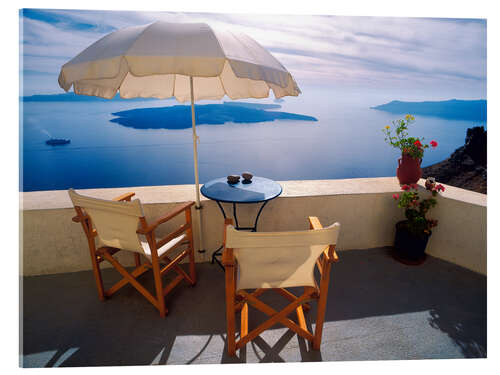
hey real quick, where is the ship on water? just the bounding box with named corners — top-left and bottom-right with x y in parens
top-left (46, 138), bottom-right (71, 146)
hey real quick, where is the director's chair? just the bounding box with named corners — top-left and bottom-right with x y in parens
top-left (68, 188), bottom-right (196, 317)
top-left (222, 217), bottom-right (340, 355)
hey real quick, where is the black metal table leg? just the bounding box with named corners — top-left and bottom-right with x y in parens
top-left (253, 200), bottom-right (269, 232)
top-left (216, 201), bottom-right (227, 219)
top-left (233, 202), bottom-right (239, 228)
top-left (211, 201), bottom-right (227, 270)
top-left (211, 245), bottom-right (225, 270)
top-left (210, 200), bottom-right (270, 270)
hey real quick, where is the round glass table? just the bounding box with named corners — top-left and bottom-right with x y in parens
top-left (200, 176), bottom-right (282, 268)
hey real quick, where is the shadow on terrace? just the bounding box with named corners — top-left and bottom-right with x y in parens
top-left (21, 247), bottom-right (486, 366)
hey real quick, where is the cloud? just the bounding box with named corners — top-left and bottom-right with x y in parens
top-left (19, 9), bottom-right (486, 97)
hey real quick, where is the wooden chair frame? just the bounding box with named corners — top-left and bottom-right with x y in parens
top-left (223, 217), bottom-right (339, 355)
top-left (71, 192), bottom-right (196, 317)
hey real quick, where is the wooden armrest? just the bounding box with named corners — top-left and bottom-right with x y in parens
top-left (72, 213), bottom-right (90, 224)
top-left (308, 216), bottom-right (339, 263)
top-left (112, 192), bottom-right (135, 202)
top-left (71, 213), bottom-right (97, 238)
top-left (137, 201), bottom-right (195, 234)
top-left (308, 216), bottom-right (323, 230)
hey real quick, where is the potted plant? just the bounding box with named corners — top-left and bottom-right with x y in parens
top-left (392, 179), bottom-right (445, 264)
top-left (383, 115), bottom-right (438, 185)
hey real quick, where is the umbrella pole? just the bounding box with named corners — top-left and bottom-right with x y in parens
top-left (190, 76), bottom-right (205, 254)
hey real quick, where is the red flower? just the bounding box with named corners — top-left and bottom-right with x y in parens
top-left (436, 184), bottom-right (445, 192)
top-left (393, 193), bottom-right (399, 200)
top-left (410, 183), bottom-right (418, 189)
top-left (430, 140), bottom-right (438, 148)
top-left (401, 184), bottom-right (410, 191)
top-left (414, 140), bottom-right (422, 148)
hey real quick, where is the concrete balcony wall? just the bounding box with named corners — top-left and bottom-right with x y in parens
top-left (20, 177), bottom-right (486, 276)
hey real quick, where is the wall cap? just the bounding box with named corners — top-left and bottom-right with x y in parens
top-left (20, 177), bottom-right (486, 211)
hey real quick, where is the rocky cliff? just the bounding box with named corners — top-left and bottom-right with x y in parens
top-left (422, 126), bottom-right (487, 194)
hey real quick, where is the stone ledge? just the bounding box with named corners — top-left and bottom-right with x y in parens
top-left (20, 177), bottom-right (486, 211)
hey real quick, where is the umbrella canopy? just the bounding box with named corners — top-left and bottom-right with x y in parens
top-left (58, 21), bottom-right (301, 252)
top-left (58, 21), bottom-right (300, 101)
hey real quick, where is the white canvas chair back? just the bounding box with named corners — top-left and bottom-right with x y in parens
top-left (226, 223), bottom-right (340, 290)
top-left (68, 189), bottom-right (145, 254)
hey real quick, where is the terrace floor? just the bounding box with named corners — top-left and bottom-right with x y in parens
top-left (21, 247), bottom-right (487, 367)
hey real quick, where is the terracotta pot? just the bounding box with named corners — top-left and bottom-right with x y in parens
top-left (396, 153), bottom-right (422, 185)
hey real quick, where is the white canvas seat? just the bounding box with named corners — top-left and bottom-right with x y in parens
top-left (223, 217), bottom-right (341, 356)
top-left (140, 233), bottom-right (188, 261)
top-left (68, 188), bottom-right (197, 317)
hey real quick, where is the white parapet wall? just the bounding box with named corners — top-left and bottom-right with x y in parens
top-left (20, 177), bottom-right (486, 276)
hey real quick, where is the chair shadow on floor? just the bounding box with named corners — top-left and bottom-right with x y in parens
top-left (219, 309), bottom-right (323, 363)
top-left (21, 248), bottom-right (486, 367)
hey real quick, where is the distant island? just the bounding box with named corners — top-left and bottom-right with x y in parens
top-left (110, 102), bottom-right (318, 129)
top-left (21, 92), bottom-right (162, 102)
top-left (371, 99), bottom-right (486, 121)
top-left (222, 101), bottom-right (281, 110)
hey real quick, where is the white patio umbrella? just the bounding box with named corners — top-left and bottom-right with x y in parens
top-left (58, 21), bottom-right (301, 252)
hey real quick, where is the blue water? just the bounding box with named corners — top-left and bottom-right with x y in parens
top-left (20, 87), bottom-right (486, 192)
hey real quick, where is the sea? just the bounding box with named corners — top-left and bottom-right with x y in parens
top-left (20, 86), bottom-right (486, 192)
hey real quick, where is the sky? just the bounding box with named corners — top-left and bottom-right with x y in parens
top-left (19, 8), bottom-right (487, 99)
